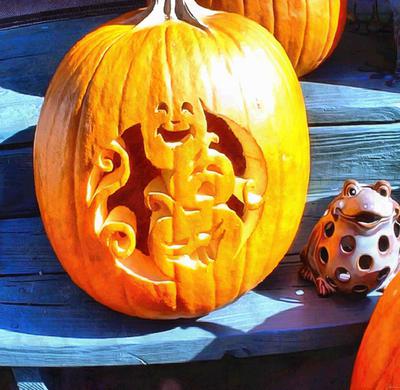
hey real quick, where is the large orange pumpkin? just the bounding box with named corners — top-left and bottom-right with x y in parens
top-left (34, 0), bottom-right (310, 319)
top-left (351, 265), bottom-right (400, 390)
top-left (197, 0), bottom-right (348, 77)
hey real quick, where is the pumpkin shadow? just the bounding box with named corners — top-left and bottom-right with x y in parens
top-left (192, 288), bottom-right (380, 363)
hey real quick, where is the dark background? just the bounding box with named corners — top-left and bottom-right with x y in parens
top-left (0, 0), bottom-right (139, 26)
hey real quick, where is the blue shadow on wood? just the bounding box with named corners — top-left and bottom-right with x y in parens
top-left (192, 289), bottom-right (379, 362)
top-left (1, 125), bottom-right (35, 145)
top-left (0, 272), bottom-right (303, 339)
top-left (0, 4), bottom-right (145, 98)
top-left (0, 127), bottom-right (38, 218)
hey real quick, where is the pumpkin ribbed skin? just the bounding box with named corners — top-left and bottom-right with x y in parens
top-left (198, 0), bottom-right (347, 76)
top-left (351, 271), bottom-right (400, 389)
top-left (34, 2), bottom-right (309, 319)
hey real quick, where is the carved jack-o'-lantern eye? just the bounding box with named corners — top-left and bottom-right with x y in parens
top-left (181, 102), bottom-right (194, 114)
top-left (157, 102), bottom-right (169, 113)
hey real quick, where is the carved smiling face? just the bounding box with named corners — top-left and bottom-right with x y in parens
top-left (141, 99), bottom-right (207, 170)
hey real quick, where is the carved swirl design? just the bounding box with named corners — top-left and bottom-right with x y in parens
top-left (86, 104), bottom-right (264, 272)
top-left (144, 130), bottom-right (263, 275)
top-left (87, 138), bottom-right (137, 260)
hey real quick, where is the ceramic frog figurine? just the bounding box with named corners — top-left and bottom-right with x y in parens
top-left (300, 179), bottom-right (400, 296)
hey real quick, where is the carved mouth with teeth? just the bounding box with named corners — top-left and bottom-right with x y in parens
top-left (157, 125), bottom-right (193, 144)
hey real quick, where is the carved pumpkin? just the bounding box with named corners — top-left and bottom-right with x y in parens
top-left (34, 0), bottom-right (310, 319)
top-left (351, 265), bottom-right (400, 390)
top-left (197, 0), bottom-right (348, 77)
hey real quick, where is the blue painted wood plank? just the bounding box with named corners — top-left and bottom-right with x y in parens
top-left (1, 81), bottom-right (399, 149)
top-left (0, 147), bottom-right (38, 218)
top-left (0, 217), bottom-right (61, 275)
top-left (0, 15), bottom-right (120, 98)
top-left (12, 368), bottom-right (47, 390)
top-left (1, 120), bottom-right (399, 253)
top-left (0, 215), bottom-right (380, 366)
top-left (302, 83), bottom-right (400, 125)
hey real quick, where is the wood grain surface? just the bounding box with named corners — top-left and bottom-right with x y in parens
top-left (0, 216), bottom-right (380, 366)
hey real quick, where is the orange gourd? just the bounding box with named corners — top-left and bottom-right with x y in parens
top-left (197, 0), bottom-right (348, 77)
top-left (34, 0), bottom-right (310, 319)
top-left (351, 266), bottom-right (400, 390)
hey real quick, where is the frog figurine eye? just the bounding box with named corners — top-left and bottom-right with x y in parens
top-left (374, 181), bottom-right (392, 198)
top-left (343, 180), bottom-right (360, 197)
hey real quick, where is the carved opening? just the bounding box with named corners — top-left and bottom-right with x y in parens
top-left (227, 195), bottom-right (245, 218)
top-left (156, 102), bottom-right (169, 113)
top-left (352, 285), bottom-right (369, 294)
top-left (205, 111), bottom-right (246, 177)
top-left (377, 267), bottom-right (391, 282)
top-left (112, 152), bottom-right (121, 170)
top-left (394, 221), bottom-right (400, 238)
top-left (158, 127), bottom-right (191, 143)
top-left (378, 235), bottom-right (390, 252)
top-left (359, 255), bottom-right (373, 271)
top-left (205, 111), bottom-right (246, 219)
top-left (335, 267), bottom-right (351, 283)
top-left (355, 212), bottom-right (382, 224)
top-left (324, 222), bottom-right (335, 238)
top-left (108, 124), bottom-right (160, 255)
top-left (326, 276), bottom-right (337, 288)
top-left (340, 235), bottom-right (356, 253)
top-left (319, 247), bottom-right (329, 264)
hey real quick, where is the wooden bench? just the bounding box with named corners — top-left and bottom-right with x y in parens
top-left (1, 5), bottom-right (399, 389)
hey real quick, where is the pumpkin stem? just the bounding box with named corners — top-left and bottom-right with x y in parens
top-left (142, 0), bottom-right (213, 30)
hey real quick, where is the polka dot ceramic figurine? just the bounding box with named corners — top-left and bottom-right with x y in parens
top-left (300, 180), bottom-right (400, 296)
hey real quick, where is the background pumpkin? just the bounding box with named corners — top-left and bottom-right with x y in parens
top-left (34, 0), bottom-right (310, 319)
top-left (351, 263), bottom-right (400, 390)
top-left (197, 0), bottom-right (348, 77)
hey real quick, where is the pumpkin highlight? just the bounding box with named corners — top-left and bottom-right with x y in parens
top-left (34, 0), bottom-right (310, 319)
top-left (197, 0), bottom-right (348, 77)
